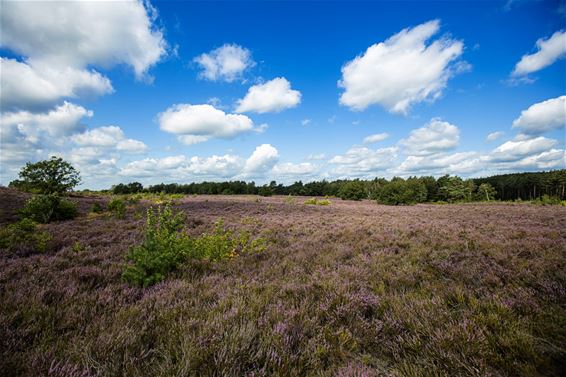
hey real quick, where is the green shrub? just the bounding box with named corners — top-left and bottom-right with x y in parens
top-left (304, 198), bottom-right (331, 206)
top-left (56, 198), bottom-right (78, 220)
top-left (532, 195), bottom-right (561, 205)
top-left (122, 205), bottom-right (192, 287)
top-left (21, 194), bottom-right (78, 223)
top-left (0, 218), bottom-right (51, 254)
top-left (123, 205), bottom-right (267, 287)
top-left (90, 203), bottom-right (104, 213)
top-left (108, 198), bottom-right (126, 219)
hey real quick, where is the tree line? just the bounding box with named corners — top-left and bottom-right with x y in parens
top-left (108, 170), bottom-right (566, 204)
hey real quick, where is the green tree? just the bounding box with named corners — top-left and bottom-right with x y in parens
top-left (10, 157), bottom-right (81, 194)
top-left (476, 183), bottom-right (497, 201)
top-left (338, 180), bottom-right (367, 201)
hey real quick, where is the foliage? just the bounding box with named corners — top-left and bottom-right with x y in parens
top-left (108, 198), bottom-right (126, 219)
top-left (338, 180), bottom-right (366, 201)
top-left (0, 218), bottom-right (51, 254)
top-left (122, 205), bottom-right (191, 287)
top-left (9, 156), bottom-right (81, 194)
top-left (122, 206), bottom-right (267, 287)
top-left (375, 178), bottom-right (427, 205)
top-left (112, 182), bottom-right (144, 195)
top-left (531, 194), bottom-right (562, 205)
top-left (105, 170), bottom-right (565, 203)
top-left (20, 194), bottom-right (78, 223)
top-left (475, 183), bottom-right (497, 201)
top-left (304, 198), bottom-right (331, 206)
top-left (90, 203), bottom-right (104, 213)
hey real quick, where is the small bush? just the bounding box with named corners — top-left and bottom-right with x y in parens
top-left (0, 218), bottom-right (51, 254)
top-left (123, 205), bottom-right (267, 287)
top-left (122, 205), bottom-right (192, 287)
top-left (90, 203), bottom-right (104, 213)
top-left (108, 198), bottom-right (126, 219)
top-left (56, 198), bottom-right (78, 220)
top-left (21, 194), bottom-right (78, 223)
top-left (304, 198), bottom-right (331, 206)
top-left (532, 195), bottom-right (561, 205)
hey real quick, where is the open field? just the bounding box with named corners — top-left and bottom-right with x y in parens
top-left (1, 189), bottom-right (565, 376)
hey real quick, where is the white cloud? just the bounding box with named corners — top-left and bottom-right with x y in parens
top-left (243, 144), bottom-right (279, 176)
top-left (512, 96), bottom-right (566, 134)
top-left (71, 126), bottom-right (148, 153)
top-left (235, 77), bottom-right (301, 113)
top-left (400, 118), bottom-right (460, 156)
top-left (363, 133), bottom-right (389, 144)
top-left (339, 19), bottom-right (465, 114)
top-left (0, 0), bottom-right (166, 110)
top-left (0, 58), bottom-right (113, 111)
top-left (0, 101), bottom-right (92, 139)
top-left (396, 152), bottom-right (483, 175)
top-left (0, 0), bottom-right (166, 79)
top-left (329, 146), bottom-right (398, 176)
top-left (301, 119), bottom-right (312, 126)
top-left (158, 104), bottom-right (257, 144)
top-left (194, 44), bottom-right (255, 82)
top-left (486, 131), bottom-right (505, 142)
top-left (272, 162), bottom-right (316, 176)
top-left (512, 31), bottom-right (566, 76)
top-left (489, 136), bottom-right (559, 162)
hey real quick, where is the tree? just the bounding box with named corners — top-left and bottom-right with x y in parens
top-left (476, 183), bottom-right (497, 201)
top-left (338, 180), bottom-right (367, 201)
top-left (10, 157), bottom-right (81, 194)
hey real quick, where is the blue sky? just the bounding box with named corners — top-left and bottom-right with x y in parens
top-left (1, 0), bottom-right (565, 189)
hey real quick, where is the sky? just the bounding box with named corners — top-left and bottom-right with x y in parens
top-left (0, 0), bottom-right (565, 190)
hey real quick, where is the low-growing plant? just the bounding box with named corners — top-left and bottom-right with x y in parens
top-left (90, 202), bottom-right (104, 213)
top-left (21, 194), bottom-right (78, 223)
top-left (122, 204), bottom-right (191, 287)
top-left (123, 206), bottom-right (268, 287)
top-left (304, 198), bottom-right (331, 206)
top-left (531, 194), bottom-right (561, 205)
top-left (0, 218), bottom-right (51, 254)
top-left (108, 198), bottom-right (126, 219)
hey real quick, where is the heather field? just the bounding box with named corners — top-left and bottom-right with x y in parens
top-left (1, 189), bottom-right (565, 376)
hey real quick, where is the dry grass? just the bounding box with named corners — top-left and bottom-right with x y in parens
top-left (1, 189), bottom-right (565, 376)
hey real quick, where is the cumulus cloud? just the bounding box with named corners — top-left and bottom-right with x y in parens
top-left (512, 96), bottom-right (566, 134)
top-left (339, 19), bottom-right (465, 114)
top-left (158, 104), bottom-right (257, 144)
top-left (243, 144), bottom-right (279, 176)
top-left (0, 58), bottom-right (113, 111)
top-left (363, 133), bottom-right (389, 144)
top-left (0, 0), bottom-right (166, 110)
top-left (0, 101), bottom-right (92, 139)
top-left (194, 44), bottom-right (255, 82)
top-left (272, 162), bottom-right (316, 176)
top-left (512, 31), bottom-right (566, 76)
top-left (329, 146), bottom-right (398, 176)
top-left (486, 131), bottom-right (505, 142)
top-left (489, 136), bottom-right (559, 162)
top-left (400, 118), bottom-right (460, 156)
top-left (235, 77), bottom-right (301, 113)
top-left (396, 152), bottom-right (483, 175)
top-left (71, 126), bottom-right (147, 153)
top-left (0, 0), bottom-right (166, 78)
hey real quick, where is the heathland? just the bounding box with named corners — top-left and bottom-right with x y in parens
top-left (1, 188), bottom-right (565, 376)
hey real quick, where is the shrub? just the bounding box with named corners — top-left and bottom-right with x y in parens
top-left (532, 195), bottom-right (561, 205)
top-left (304, 198), bottom-right (331, 206)
top-left (56, 198), bottom-right (78, 220)
top-left (0, 218), bottom-right (51, 254)
top-left (122, 205), bottom-right (191, 287)
top-left (123, 205), bottom-right (267, 287)
top-left (375, 178), bottom-right (427, 205)
top-left (108, 198), bottom-right (126, 219)
top-left (90, 203), bottom-right (104, 213)
top-left (20, 194), bottom-right (78, 223)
